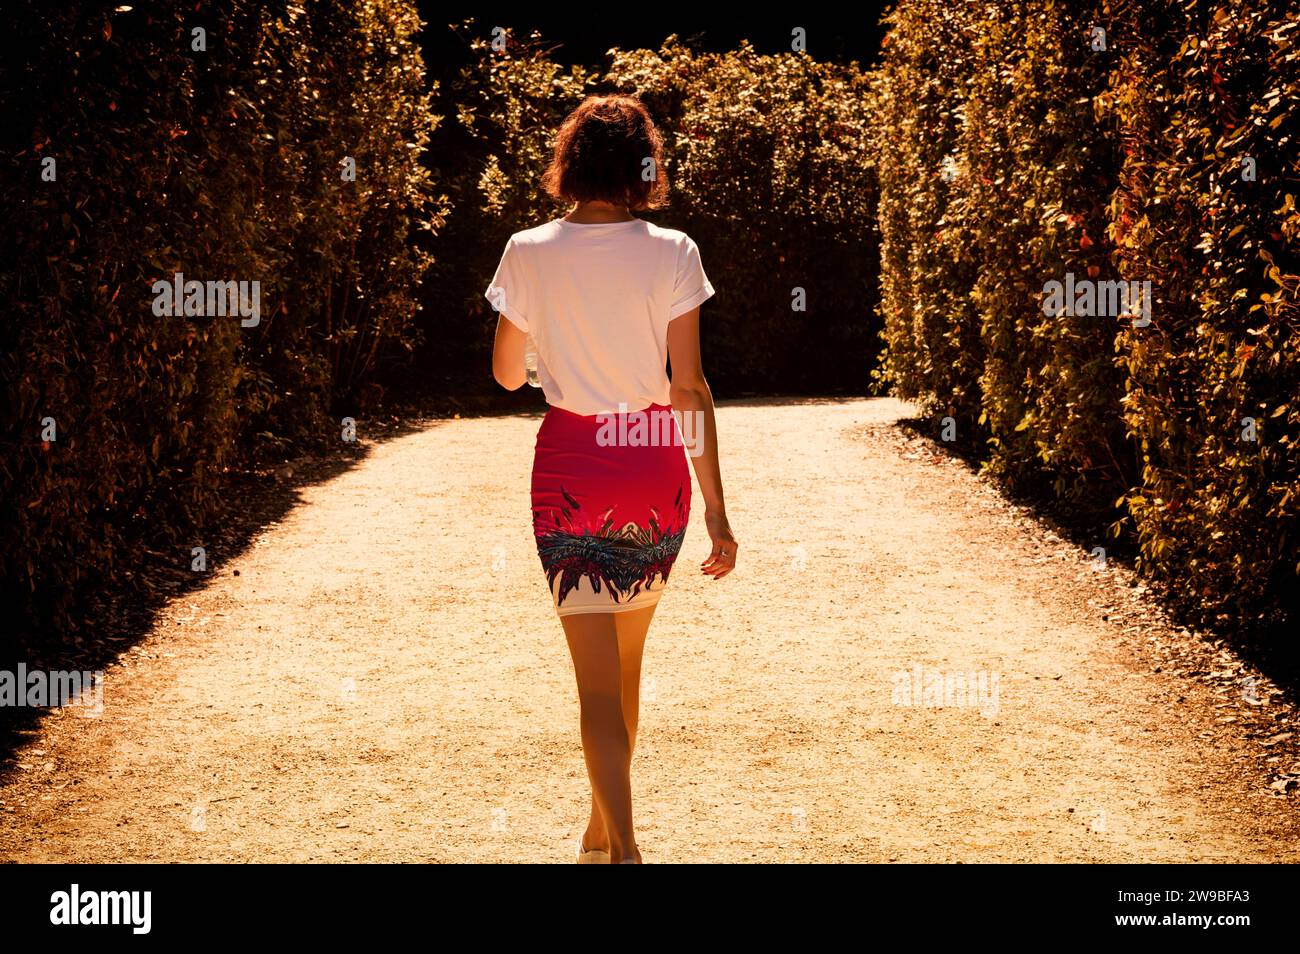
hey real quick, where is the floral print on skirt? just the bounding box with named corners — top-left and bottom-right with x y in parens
top-left (531, 402), bottom-right (691, 616)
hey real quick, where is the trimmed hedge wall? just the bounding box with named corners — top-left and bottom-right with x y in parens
top-left (874, 0), bottom-right (1300, 626)
top-left (0, 0), bottom-right (438, 643)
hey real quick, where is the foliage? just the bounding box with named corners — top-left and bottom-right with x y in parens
top-left (0, 0), bottom-right (440, 644)
top-left (874, 0), bottom-right (1300, 626)
top-left (1102, 0), bottom-right (1300, 621)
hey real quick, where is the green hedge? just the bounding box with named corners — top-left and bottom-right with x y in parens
top-left (0, 0), bottom-right (438, 643)
top-left (874, 0), bottom-right (1300, 626)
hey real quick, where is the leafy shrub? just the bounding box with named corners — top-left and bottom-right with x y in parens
top-left (872, 0), bottom-right (986, 430)
top-left (1102, 0), bottom-right (1300, 622)
top-left (874, 0), bottom-right (1300, 626)
top-left (0, 0), bottom-right (439, 645)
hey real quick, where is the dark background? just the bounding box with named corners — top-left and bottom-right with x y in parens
top-left (413, 8), bottom-right (892, 70)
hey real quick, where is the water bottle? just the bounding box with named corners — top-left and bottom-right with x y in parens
top-left (524, 333), bottom-right (541, 387)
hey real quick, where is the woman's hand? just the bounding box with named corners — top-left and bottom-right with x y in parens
top-left (700, 508), bottom-right (738, 579)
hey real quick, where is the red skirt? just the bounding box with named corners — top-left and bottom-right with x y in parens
top-left (531, 403), bottom-right (691, 617)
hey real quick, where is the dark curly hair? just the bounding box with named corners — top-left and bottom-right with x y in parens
top-left (540, 94), bottom-right (670, 212)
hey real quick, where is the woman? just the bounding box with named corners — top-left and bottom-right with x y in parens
top-left (485, 94), bottom-right (737, 864)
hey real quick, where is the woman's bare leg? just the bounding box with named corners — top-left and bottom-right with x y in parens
top-left (563, 603), bottom-right (656, 864)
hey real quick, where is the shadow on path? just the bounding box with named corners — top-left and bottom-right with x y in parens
top-left (893, 416), bottom-right (1300, 701)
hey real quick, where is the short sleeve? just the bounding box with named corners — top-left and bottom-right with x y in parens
top-left (669, 236), bottom-right (716, 320)
top-left (484, 237), bottom-right (531, 333)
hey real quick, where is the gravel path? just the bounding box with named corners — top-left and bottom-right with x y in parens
top-left (2, 397), bottom-right (1296, 862)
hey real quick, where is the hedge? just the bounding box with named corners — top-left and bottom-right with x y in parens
top-left (874, 0), bottom-right (1300, 627)
top-left (0, 0), bottom-right (438, 644)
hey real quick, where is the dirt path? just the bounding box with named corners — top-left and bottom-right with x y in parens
top-left (2, 397), bottom-right (1297, 862)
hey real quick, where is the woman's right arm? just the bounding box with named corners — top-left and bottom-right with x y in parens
top-left (491, 314), bottom-right (527, 390)
top-left (667, 306), bottom-right (738, 579)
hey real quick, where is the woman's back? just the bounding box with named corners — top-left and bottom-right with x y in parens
top-left (486, 217), bottom-right (714, 417)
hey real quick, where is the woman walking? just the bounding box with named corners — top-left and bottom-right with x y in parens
top-left (485, 94), bottom-right (737, 863)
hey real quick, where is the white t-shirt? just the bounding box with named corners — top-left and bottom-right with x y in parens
top-left (485, 217), bottom-right (715, 416)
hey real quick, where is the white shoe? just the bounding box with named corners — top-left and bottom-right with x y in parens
top-left (576, 835), bottom-right (610, 864)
